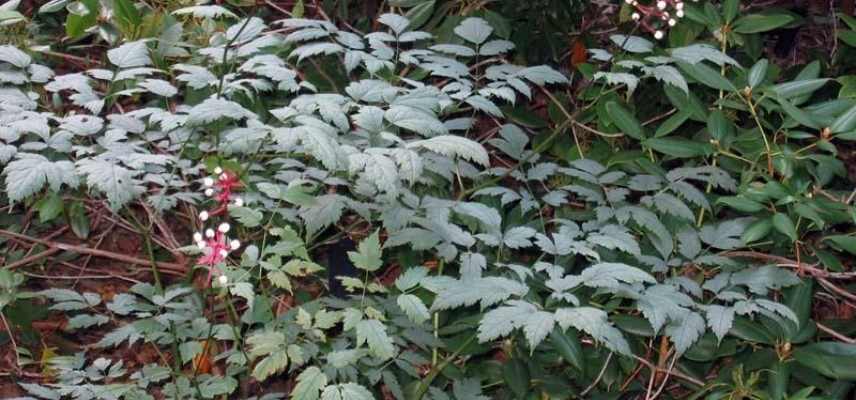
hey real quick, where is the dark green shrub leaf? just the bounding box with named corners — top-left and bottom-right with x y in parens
top-left (732, 13), bottom-right (796, 34)
top-left (605, 101), bottom-right (643, 139)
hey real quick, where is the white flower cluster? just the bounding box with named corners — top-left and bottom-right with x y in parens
top-left (201, 166), bottom-right (244, 208)
top-left (626, 0), bottom-right (696, 39)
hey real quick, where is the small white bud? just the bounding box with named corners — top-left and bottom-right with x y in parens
top-left (632, 12), bottom-right (641, 20)
top-left (654, 30), bottom-right (664, 39)
top-left (230, 239), bottom-right (241, 250)
top-left (233, 197), bottom-right (244, 207)
top-left (219, 173), bottom-right (228, 181)
top-left (214, 167), bottom-right (223, 174)
top-left (218, 223), bottom-right (230, 233)
top-left (218, 275), bottom-right (229, 285)
top-left (199, 211), bottom-right (209, 221)
top-left (676, 10), bottom-right (684, 17)
top-left (203, 177), bottom-right (214, 187)
top-left (197, 241), bottom-right (207, 250)
top-left (205, 228), bottom-right (215, 238)
top-left (219, 249), bottom-right (229, 258)
top-left (657, 1), bottom-right (667, 10)
top-left (625, 0), bottom-right (633, 4)
top-left (204, 188), bottom-right (214, 197)
top-left (193, 232), bottom-right (203, 242)
top-left (668, 18), bottom-right (677, 26)
top-left (676, 1), bottom-right (684, 9)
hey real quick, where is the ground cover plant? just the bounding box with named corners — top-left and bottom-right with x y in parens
top-left (1, 0), bottom-right (856, 399)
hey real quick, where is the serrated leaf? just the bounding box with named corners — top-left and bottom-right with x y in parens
top-left (107, 40), bottom-right (152, 68)
top-left (321, 383), bottom-right (375, 400)
top-left (397, 294), bottom-right (430, 323)
top-left (665, 311), bottom-right (705, 354)
top-left (407, 135), bottom-right (489, 166)
top-left (386, 106), bottom-right (447, 136)
top-left (4, 154), bottom-right (78, 203)
top-left (705, 305), bottom-right (735, 342)
top-left (186, 97), bottom-right (255, 125)
top-left (347, 229), bottom-right (383, 272)
top-left (670, 44), bottom-right (740, 66)
top-left (252, 350), bottom-right (289, 381)
top-left (0, 45), bottom-right (31, 68)
top-left (522, 311), bottom-right (555, 349)
top-left (454, 17), bottom-right (492, 44)
top-left (76, 159), bottom-right (144, 210)
top-left (378, 13), bottom-right (411, 34)
top-left (291, 366), bottom-right (328, 400)
top-left (477, 300), bottom-right (534, 342)
top-left (355, 319), bottom-right (396, 360)
top-left (609, 34), bottom-right (653, 53)
top-left (173, 5), bottom-right (237, 19)
top-left (554, 307), bottom-right (631, 355)
top-left (394, 267), bottom-right (429, 291)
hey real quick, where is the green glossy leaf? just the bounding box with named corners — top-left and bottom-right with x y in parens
top-left (66, 0), bottom-right (99, 39)
top-left (113, 0), bottom-right (141, 32)
top-left (644, 137), bottom-right (713, 158)
top-left (772, 212), bottom-right (798, 242)
top-left (707, 110), bottom-right (734, 142)
top-left (729, 317), bottom-right (774, 344)
top-left (839, 30), bottom-right (856, 47)
top-left (405, 0), bottom-right (435, 29)
top-left (65, 201), bottom-right (90, 239)
top-left (748, 59), bottom-right (768, 88)
top-left (654, 110), bottom-right (690, 137)
top-left (823, 235), bottom-right (856, 255)
top-left (732, 13), bottom-right (796, 34)
top-left (723, 0), bottom-right (740, 23)
top-left (793, 342), bottom-right (856, 380)
top-left (741, 218), bottom-right (773, 243)
top-left (830, 103), bottom-right (856, 133)
top-left (718, 196), bottom-right (765, 212)
top-left (767, 79), bottom-right (829, 99)
top-left (777, 97), bottom-right (820, 129)
top-left (676, 61), bottom-right (736, 91)
top-left (36, 193), bottom-right (64, 223)
top-left (605, 101), bottom-right (644, 139)
top-left (549, 327), bottom-right (584, 374)
top-left (768, 361), bottom-right (791, 400)
top-left (503, 356), bottom-right (529, 399)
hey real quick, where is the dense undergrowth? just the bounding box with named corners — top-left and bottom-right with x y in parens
top-left (1, 0), bottom-right (856, 399)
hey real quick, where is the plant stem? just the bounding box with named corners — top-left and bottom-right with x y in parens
top-left (413, 333), bottom-right (476, 400)
top-left (431, 259), bottom-right (445, 367)
top-left (224, 292), bottom-right (251, 364)
top-left (0, 310), bottom-right (20, 368)
top-left (745, 96), bottom-right (774, 175)
top-left (127, 212), bottom-right (164, 291)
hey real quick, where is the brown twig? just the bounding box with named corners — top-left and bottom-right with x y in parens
top-left (2, 248), bottom-right (61, 270)
top-left (0, 229), bottom-right (186, 274)
top-left (581, 352), bottom-right (613, 395)
top-left (816, 322), bottom-right (856, 344)
top-left (630, 354), bottom-right (705, 388)
top-left (818, 278), bottom-right (856, 302)
top-left (723, 251), bottom-right (856, 280)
